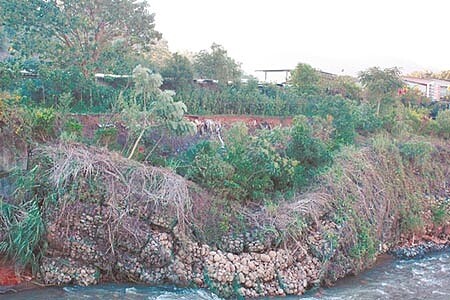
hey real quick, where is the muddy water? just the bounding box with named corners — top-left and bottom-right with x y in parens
top-left (3, 250), bottom-right (450, 300)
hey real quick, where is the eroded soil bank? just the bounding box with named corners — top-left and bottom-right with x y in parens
top-left (1, 137), bottom-right (449, 298)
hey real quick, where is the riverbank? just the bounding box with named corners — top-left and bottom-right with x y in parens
top-left (0, 136), bottom-right (448, 298)
top-left (4, 249), bottom-right (450, 300)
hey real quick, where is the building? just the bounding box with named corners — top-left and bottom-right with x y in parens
top-left (402, 76), bottom-right (450, 101)
top-left (255, 68), bottom-right (336, 85)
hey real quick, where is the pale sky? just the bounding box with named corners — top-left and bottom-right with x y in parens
top-left (150, 0), bottom-right (450, 80)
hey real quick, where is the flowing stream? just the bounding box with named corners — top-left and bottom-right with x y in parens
top-left (3, 250), bottom-right (450, 300)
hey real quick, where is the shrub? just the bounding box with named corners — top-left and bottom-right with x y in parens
top-left (400, 195), bottom-right (424, 235)
top-left (432, 203), bottom-right (448, 227)
top-left (0, 93), bottom-right (30, 140)
top-left (436, 110), bottom-right (450, 139)
top-left (354, 103), bottom-right (383, 134)
top-left (303, 95), bottom-right (359, 146)
top-left (399, 139), bottom-right (434, 165)
top-left (391, 106), bottom-right (434, 136)
top-left (287, 115), bottom-right (332, 171)
top-left (30, 107), bottom-right (56, 141)
top-left (60, 118), bottom-right (84, 142)
top-left (94, 126), bottom-right (118, 148)
top-left (0, 199), bottom-right (45, 272)
top-left (185, 142), bottom-right (235, 194)
top-left (177, 124), bottom-right (306, 202)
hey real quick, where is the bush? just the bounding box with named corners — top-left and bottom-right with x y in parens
top-left (60, 117), bottom-right (83, 142)
top-left (0, 199), bottom-right (45, 271)
top-left (391, 106), bottom-right (434, 136)
top-left (181, 140), bottom-right (235, 194)
top-left (94, 126), bottom-right (118, 148)
top-left (287, 115), bottom-right (332, 171)
top-left (399, 139), bottom-right (434, 165)
top-left (177, 123), bottom-right (306, 202)
top-left (30, 107), bottom-right (56, 140)
top-left (436, 110), bottom-right (450, 139)
top-left (354, 103), bottom-right (383, 134)
top-left (0, 93), bottom-right (30, 139)
top-left (303, 95), bottom-right (359, 146)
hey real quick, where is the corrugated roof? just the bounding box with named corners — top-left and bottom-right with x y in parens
top-left (403, 76), bottom-right (450, 87)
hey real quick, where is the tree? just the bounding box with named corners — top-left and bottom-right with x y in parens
top-left (0, 0), bottom-right (161, 78)
top-left (322, 75), bottom-right (362, 100)
top-left (407, 70), bottom-right (434, 79)
top-left (193, 43), bottom-right (242, 83)
top-left (123, 65), bottom-right (195, 159)
top-left (147, 39), bottom-right (172, 70)
top-left (358, 67), bottom-right (404, 115)
top-left (436, 70), bottom-right (450, 81)
top-left (160, 53), bottom-right (194, 91)
top-left (289, 63), bottom-right (320, 95)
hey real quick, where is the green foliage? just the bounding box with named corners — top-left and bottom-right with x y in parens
top-left (94, 126), bottom-right (118, 148)
top-left (287, 115), bottom-right (332, 171)
top-left (354, 103), bottom-right (383, 133)
top-left (398, 139), bottom-right (433, 165)
top-left (431, 203), bottom-right (448, 227)
top-left (123, 65), bottom-right (195, 159)
top-left (182, 140), bottom-right (234, 192)
top-left (0, 0), bottom-right (160, 78)
top-left (193, 43), bottom-right (242, 83)
top-left (358, 67), bottom-right (403, 97)
top-left (177, 121), bottom-right (331, 202)
top-left (0, 0), bottom-right (159, 111)
top-left (350, 220), bottom-right (377, 260)
top-left (323, 75), bottom-right (362, 100)
top-left (436, 110), bottom-right (450, 139)
top-left (160, 53), bottom-right (194, 91)
top-left (176, 81), bottom-right (302, 116)
top-left (400, 87), bottom-right (430, 107)
top-left (56, 92), bottom-right (75, 114)
top-left (30, 107), bottom-right (56, 140)
top-left (0, 58), bottom-right (21, 91)
top-left (60, 117), bottom-right (83, 142)
top-left (0, 93), bottom-right (28, 135)
top-left (358, 67), bottom-right (404, 115)
top-left (290, 63), bottom-right (320, 95)
top-left (0, 167), bottom-right (46, 272)
top-left (0, 199), bottom-right (45, 272)
top-left (223, 124), bottom-right (297, 200)
top-left (400, 195), bottom-right (424, 235)
top-left (393, 106), bottom-right (434, 136)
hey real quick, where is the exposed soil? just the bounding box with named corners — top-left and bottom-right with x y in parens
top-left (0, 261), bottom-right (31, 286)
top-left (0, 266), bottom-right (21, 286)
top-left (70, 113), bottom-right (293, 139)
top-left (185, 114), bottom-right (293, 129)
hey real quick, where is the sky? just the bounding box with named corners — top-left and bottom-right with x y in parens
top-left (150, 0), bottom-right (450, 81)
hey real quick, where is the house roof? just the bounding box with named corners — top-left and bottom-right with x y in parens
top-left (403, 76), bottom-right (450, 87)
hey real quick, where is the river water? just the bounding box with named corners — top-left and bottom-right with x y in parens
top-left (3, 250), bottom-right (450, 300)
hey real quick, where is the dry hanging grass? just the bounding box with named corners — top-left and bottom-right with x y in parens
top-left (34, 143), bottom-right (195, 240)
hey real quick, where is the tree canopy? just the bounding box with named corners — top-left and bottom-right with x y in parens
top-left (358, 67), bottom-right (404, 115)
top-left (193, 43), bottom-right (242, 83)
top-left (161, 53), bottom-right (194, 91)
top-left (289, 63), bottom-right (320, 95)
top-left (0, 0), bottom-right (161, 77)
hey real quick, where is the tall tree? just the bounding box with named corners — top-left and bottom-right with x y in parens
top-left (0, 0), bottom-right (161, 78)
top-left (358, 67), bottom-right (404, 115)
top-left (161, 53), bottom-right (194, 91)
top-left (193, 43), bottom-right (242, 84)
